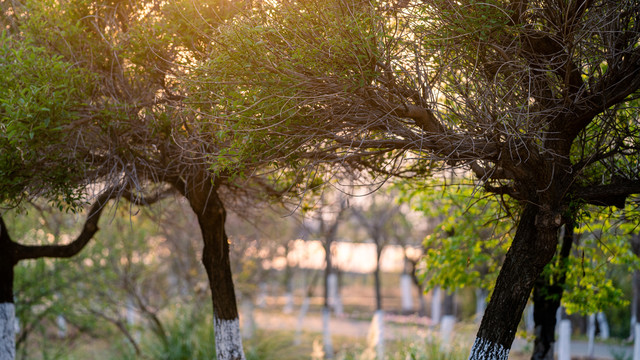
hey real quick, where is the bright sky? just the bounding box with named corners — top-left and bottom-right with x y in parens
top-left (266, 239), bottom-right (422, 273)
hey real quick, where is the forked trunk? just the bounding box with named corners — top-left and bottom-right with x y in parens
top-left (469, 204), bottom-right (559, 360)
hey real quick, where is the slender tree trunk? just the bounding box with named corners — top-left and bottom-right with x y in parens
top-left (400, 273), bottom-right (414, 313)
top-left (0, 221), bottom-right (16, 360)
top-left (632, 234), bottom-right (640, 360)
top-left (174, 177), bottom-right (245, 360)
top-left (374, 247), bottom-right (383, 311)
top-left (283, 243), bottom-right (295, 314)
top-left (469, 204), bottom-right (560, 360)
top-left (322, 238), bottom-right (334, 359)
top-left (441, 292), bottom-right (456, 349)
top-left (431, 286), bottom-right (442, 326)
top-left (198, 202), bottom-right (245, 360)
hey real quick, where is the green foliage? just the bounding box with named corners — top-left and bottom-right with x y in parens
top-left (181, 0), bottom-right (387, 179)
top-left (560, 207), bottom-right (640, 315)
top-left (397, 178), bottom-right (514, 293)
top-left (10, 202), bottom-right (177, 359)
top-left (0, 32), bottom-right (95, 208)
top-left (399, 178), bottom-right (640, 316)
top-left (142, 309), bottom-right (216, 360)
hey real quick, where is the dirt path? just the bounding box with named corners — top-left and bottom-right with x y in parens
top-left (253, 309), bottom-right (633, 359)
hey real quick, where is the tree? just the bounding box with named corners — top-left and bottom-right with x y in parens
top-left (191, 1), bottom-right (640, 357)
top-left (0, 185), bottom-right (169, 360)
top-left (350, 189), bottom-right (407, 360)
top-left (1, 1), bottom-right (296, 358)
top-left (302, 188), bottom-right (349, 359)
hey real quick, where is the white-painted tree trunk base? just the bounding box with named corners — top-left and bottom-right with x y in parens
top-left (241, 298), bottom-right (255, 340)
top-left (363, 310), bottom-right (385, 360)
top-left (125, 297), bottom-right (141, 342)
top-left (333, 294), bottom-right (344, 317)
top-left (633, 323), bottom-right (640, 360)
top-left (587, 313), bottom-right (596, 357)
top-left (328, 273), bottom-right (338, 309)
top-left (214, 317), bottom-right (246, 360)
top-left (295, 297), bottom-right (310, 346)
top-left (0, 303), bottom-right (16, 360)
top-left (467, 337), bottom-right (509, 360)
top-left (558, 319), bottom-right (571, 360)
top-left (597, 312), bottom-right (610, 339)
top-left (440, 315), bottom-right (456, 350)
top-left (431, 286), bottom-right (442, 326)
top-left (283, 292), bottom-right (294, 314)
top-left (400, 274), bottom-right (413, 313)
top-left (322, 307), bottom-right (333, 359)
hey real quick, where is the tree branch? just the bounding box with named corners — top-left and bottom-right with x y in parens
top-left (572, 179), bottom-right (640, 208)
top-left (12, 185), bottom-right (173, 261)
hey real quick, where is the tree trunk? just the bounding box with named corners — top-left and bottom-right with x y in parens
top-left (0, 220), bottom-right (16, 360)
top-left (322, 306), bottom-right (334, 359)
top-left (174, 177), bottom-right (245, 360)
top-left (557, 312), bottom-right (571, 360)
top-left (431, 286), bottom-right (442, 326)
top-left (631, 234), bottom-right (640, 360)
top-left (441, 292), bottom-right (456, 349)
top-left (322, 238), bottom-right (334, 359)
top-left (469, 204), bottom-right (559, 360)
top-left (374, 248), bottom-right (383, 311)
top-left (197, 201), bottom-right (245, 360)
top-left (400, 273), bottom-right (414, 313)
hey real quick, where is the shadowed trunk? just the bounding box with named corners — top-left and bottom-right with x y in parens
top-left (469, 204), bottom-right (560, 360)
top-left (531, 219), bottom-right (574, 360)
top-left (172, 176), bottom-right (245, 360)
top-left (374, 243), bottom-right (383, 311)
top-left (322, 238), bottom-right (334, 359)
top-left (1, 219), bottom-right (16, 360)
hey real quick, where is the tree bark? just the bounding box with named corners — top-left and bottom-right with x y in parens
top-left (175, 177), bottom-right (245, 360)
top-left (0, 219), bottom-right (16, 360)
top-left (469, 204), bottom-right (560, 360)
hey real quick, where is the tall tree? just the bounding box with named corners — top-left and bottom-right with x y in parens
top-left (1, 1), bottom-right (300, 359)
top-left (192, 1), bottom-right (640, 357)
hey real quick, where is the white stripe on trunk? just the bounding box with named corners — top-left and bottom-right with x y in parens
top-left (558, 319), bottom-right (571, 360)
top-left (633, 322), bottom-right (640, 360)
top-left (214, 317), bottom-right (246, 360)
top-left (0, 303), bottom-right (15, 360)
top-left (440, 315), bottom-right (456, 349)
top-left (322, 307), bottom-right (334, 359)
top-left (468, 337), bottom-right (509, 360)
top-left (400, 274), bottom-right (413, 312)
